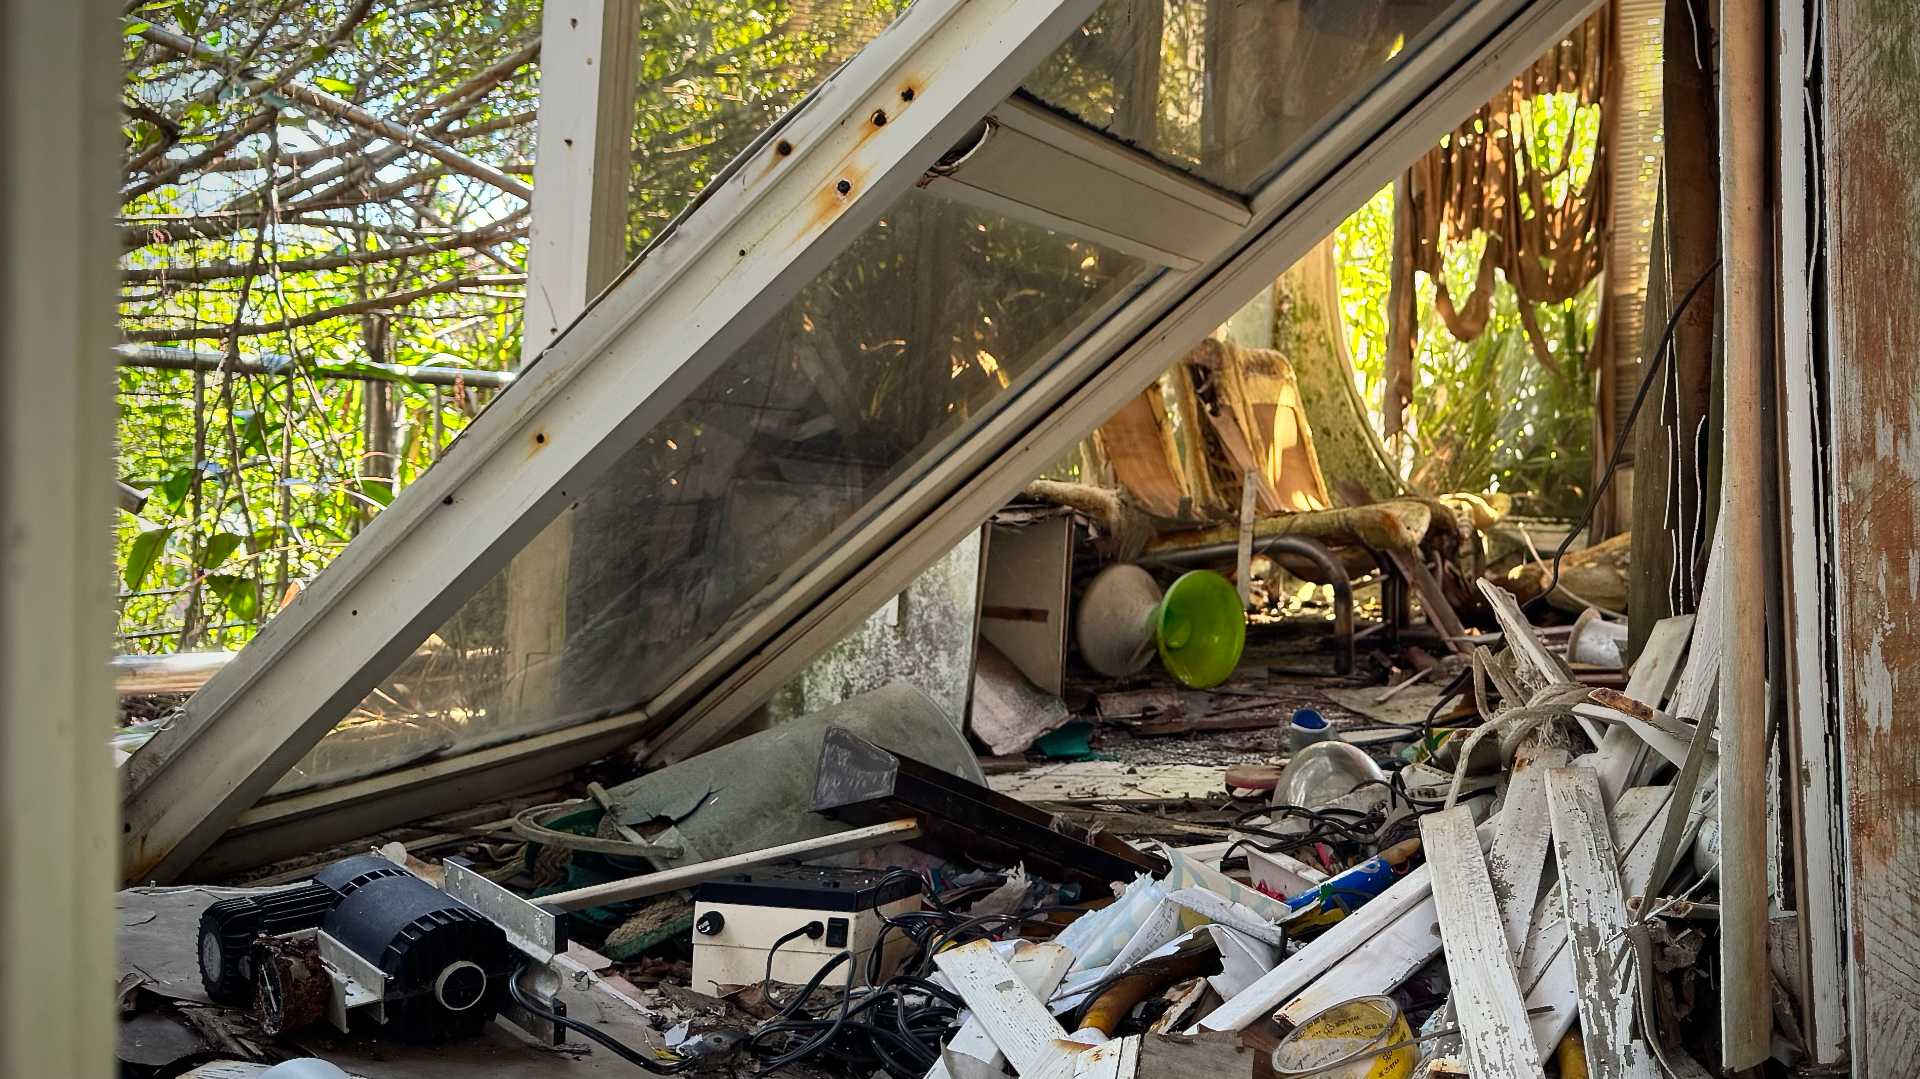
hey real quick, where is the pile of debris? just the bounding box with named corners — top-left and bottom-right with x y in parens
top-left (117, 574), bottom-right (1753, 1079)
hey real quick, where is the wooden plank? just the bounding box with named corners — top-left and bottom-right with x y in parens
top-left (1668, 532), bottom-right (1724, 721)
top-left (1274, 896), bottom-right (1443, 1028)
top-left (1198, 855), bottom-right (1445, 1032)
top-left (932, 940), bottom-right (1079, 1077)
top-left (1590, 613), bottom-right (1695, 792)
top-left (540, 819), bottom-right (921, 910)
top-left (1421, 805), bottom-right (1544, 1078)
top-left (930, 943), bottom-right (1074, 1079)
top-left (1824, 0), bottom-right (1920, 1071)
top-left (1519, 784), bottom-right (1669, 1062)
top-left (1486, 747), bottom-right (1569, 963)
top-left (1773, 0), bottom-right (1847, 1059)
top-left (1545, 767), bottom-right (1658, 1079)
top-left (1624, 615), bottom-right (1695, 707)
top-left (1643, 705), bottom-right (1720, 905)
top-left (1133, 1031), bottom-right (1260, 1079)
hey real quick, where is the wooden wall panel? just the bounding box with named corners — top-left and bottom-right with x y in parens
top-left (1825, 0), bottom-right (1920, 1072)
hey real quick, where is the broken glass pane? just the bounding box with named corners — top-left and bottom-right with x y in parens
top-left (271, 190), bottom-right (1151, 795)
top-left (1023, 0), bottom-right (1454, 192)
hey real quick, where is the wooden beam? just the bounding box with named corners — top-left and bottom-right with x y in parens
top-left (1545, 767), bottom-right (1658, 1079)
top-left (1422, 806), bottom-right (1545, 1078)
top-left (1715, 0), bottom-right (1777, 1063)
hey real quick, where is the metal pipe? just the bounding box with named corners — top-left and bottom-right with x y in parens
top-left (114, 344), bottom-right (517, 389)
top-left (1144, 535), bottom-right (1354, 674)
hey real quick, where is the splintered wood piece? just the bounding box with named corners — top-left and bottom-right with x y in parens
top-left (1071, 1035), bottom-right (1139, 1079)
top-left (1476, 578), bottom-right (1574, 693)
top-left (1421, 806), bottom-right (1545, 1078)
top-left (1545, 767), bottom-right (1659, 1079)
top-left (1486, 747), bottom-right (1570, 964)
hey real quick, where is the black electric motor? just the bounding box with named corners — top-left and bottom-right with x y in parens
top-left (199, 855), bottom-right (516, 1042)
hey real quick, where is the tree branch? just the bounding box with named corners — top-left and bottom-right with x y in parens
top-left (123, 275), bottom-right (526, 341)
top-left (121, 217), bottom-right (528, 283)
top-left (123, 112), bottom-right (276, 199)
top-left (137, 24), bottom-right (532, 200)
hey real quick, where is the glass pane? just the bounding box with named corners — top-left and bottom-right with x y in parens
top-left (625, 2), bottom-right (907, 252)
top-left (271, 190), bottom-right (1149, 795)
top-left (1023, 0), bottom-right (1455, 192)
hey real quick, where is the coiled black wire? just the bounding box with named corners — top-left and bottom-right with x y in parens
top-left (748, 873), bottom-right (1065, 1079)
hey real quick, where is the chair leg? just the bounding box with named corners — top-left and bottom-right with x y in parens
top-left (1259, 537), bottom-right (1353, 675)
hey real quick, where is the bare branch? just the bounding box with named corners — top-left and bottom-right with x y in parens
top-left (123, 112), bottom-right (275, 199)
top-left (137, 24), bottom-right (532, 200)
top-left (122, 217), bottom-right (527, 283)
top-left (123, 275), bottom-right (527, 342)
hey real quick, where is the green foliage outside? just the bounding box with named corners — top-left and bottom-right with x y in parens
top-left (1332, 91), bottom-right (1603, 518)
top-left (115, 0), bottom-right (1602, 660)
top-left (116, 0), bottom-right (898, 653)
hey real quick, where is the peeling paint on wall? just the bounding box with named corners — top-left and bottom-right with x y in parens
top-left (1826, 0), bottom-right (1920, 1071)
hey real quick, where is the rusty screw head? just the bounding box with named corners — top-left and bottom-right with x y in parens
top-left (871, 109), bottom-right (888, 126)
top-left (835, 179), bottom-right (852, 196)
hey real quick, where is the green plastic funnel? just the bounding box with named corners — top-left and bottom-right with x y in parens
top-left (1154, 570), bottom-right (1247, 688)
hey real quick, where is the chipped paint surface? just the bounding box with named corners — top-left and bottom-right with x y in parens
top-left (1422, 806), bottom-right (1546, 1079)
top-left (1827, 0), bottom-right (1920, 1072)
top-left (1544, 768), bottom-right (1657, 1079)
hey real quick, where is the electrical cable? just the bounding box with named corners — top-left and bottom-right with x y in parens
top-left (507, 963), bottom-right (703, 1074)
top-left (1526, 259), bottom-right (1723, 615)
top-left (761, 921), bottom-right (824, 1012)
top-left (749, 893), bottom-right (1068, 1078)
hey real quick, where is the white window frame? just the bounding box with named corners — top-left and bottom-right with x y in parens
top-left (124, 0), bottom-right (1607, 881)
